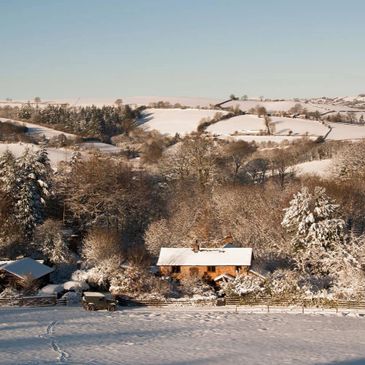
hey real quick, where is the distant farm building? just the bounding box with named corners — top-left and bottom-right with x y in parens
top-left (157, 245), bottom-right (253, 282)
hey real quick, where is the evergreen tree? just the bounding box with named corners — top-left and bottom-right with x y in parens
top-left (34, 220), bottom-right (72, 264)
top-left (15, 148), bottom-right (51, 239)
top-left (0, 150), bottom-right (18, 241)
top-left (282, 187), bottom-right (347, 275)
top-left (0, 150), bottom-right (17, 192)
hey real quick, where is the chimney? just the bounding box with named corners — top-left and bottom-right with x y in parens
top-left (192, 240), bottom-right (200, 253)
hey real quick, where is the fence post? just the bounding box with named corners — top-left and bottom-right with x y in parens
top-left (267, 304), bottom-right (270, 313)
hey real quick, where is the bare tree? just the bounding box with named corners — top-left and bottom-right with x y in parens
top-left (255, 105), bottom-right (267, 117)
top-left (83, 227), bottom-right (123, 266)
top-left (268, 149), bottom-right (295, 188)
top-left (160, 134), bottom-right (219, 190)
top-left (264, 115), bottom-right (275, 135)
top-left (224, 141), bottom-right (257, 179)
top-left (114, 99), bottom-right (123, 108)
top-left (34, 97), bottom-right (41, 107)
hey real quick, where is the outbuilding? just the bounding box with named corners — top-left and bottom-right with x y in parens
top-left (157, 245), bottom-right (253, 281)
top-left (0, 258), bottom-right (54, 289)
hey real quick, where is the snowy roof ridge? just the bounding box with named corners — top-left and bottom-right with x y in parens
top-left (1, 258), bottom-right (54, 280)
top-left (157, 247), bottom-right (252, 266)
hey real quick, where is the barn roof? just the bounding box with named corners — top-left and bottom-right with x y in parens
top-left (157, 247), bottom-right (252, 266)
top-left (1, 258), bottom-right (54, 280)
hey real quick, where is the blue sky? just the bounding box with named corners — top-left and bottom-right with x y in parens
top-left (1, 0), bottom-right (364, 100)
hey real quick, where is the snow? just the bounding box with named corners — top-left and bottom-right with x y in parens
top-left (0, 118), bottom-right (76, 139)
top-left (140, 108), bottom-right (226, 135)
top-left (39, 285), bottom-right (64, 296)
top-left (206, 114), bottom-right (264, 136)
top-left (83, 292), bottom-right (105, 298)
top-left (0, 141), bottom-right (122, 169)
top-left (327, 122), bottom-right (365, 140)
top-left (1, 118), bottom-right (122, 156)
top-left (207, 115), bottom-right (328, 138)
top-left (2, 96), bottom-right (364, 111)
top-left (0, 306), bottom-right (365, 364)
top-left (157, 247), bottom-right (252, 266)
top-left (1, 258), bottom-right (54, 280)
top-left (213, 273), bottom-right (235, 282)
top-left (207, 114), bottom-right (365, 142)
top-left (3, 101), bottom-right (365, 145)
top-left (295, 159), bottom-right (332, 177)
top-left (271, 117), bottom-right (329, 136)
top-left (63, 281), bottom-right (89, 292)
top-left (140, 109), bottom-right (329, 142)
top-left (80, 142), bottom-right (122, 154)
top-left (228, 135), bottom-right (307, 143)
top-left (0, 143), bottom-right (76, 167)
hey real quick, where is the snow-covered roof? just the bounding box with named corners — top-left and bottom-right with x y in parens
top-left (1, 258), bottom-right (53, 280)
top-left (157, 247), bottom-right (252, 266)
top-left (0, 259), bottom-right (44, 267)
top-left (83, 292), bottom-right (105, 298)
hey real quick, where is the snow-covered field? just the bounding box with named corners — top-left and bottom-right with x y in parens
top-left (0, 117), bottom-right (122, 163)
top-left (0, 143), bottom-right (76, 167)
top-left (295, 159), bottom-right (333, 178)
top-left (140, 108), bottom-right (226, 135)
top-left (2, 96), bottom-right (364, 111)
top-left (139, 109), bottom-right (365, 142)
top-left (327, 122), bottom-right (365, 140)
top-left (0, 118), bottom-right (76, 140)
top-left (207, 115), bottom-right (328, 138)
top-left (0, 142), bottom-right (122, 168)
top-left (3, 99), bottom-right (365, 144)
top-left (206, 114), bottom-right (266, 136)
top-left (0, 306), bottom-right (365, 365)
top-left (79, 142), bottom-right (122, 154)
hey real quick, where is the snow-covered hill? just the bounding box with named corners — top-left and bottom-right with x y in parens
top-left (0, 118), bottom-right (76, 139)
top-left (2, 97), bottom-right (365, 144)
top-left (140, 108), bottom-right (225, 135)
top-left (207, 115), bottom-right (328, 138)
top-left (308, 95), bottom-right (365, 109)
top-left (0, 143), bottom-right (76, 167)
top-left (295, 159), bottom-right (332, 178)
top-left (142, 109), bottom-right (365, 142)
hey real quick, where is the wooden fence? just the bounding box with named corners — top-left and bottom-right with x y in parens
top-left (224, 297), bottom-right (365, 311)
top-left (1, 294), bottom-right (365, 311)
top-left (0, 295), bottom-right (67, 307)
top-left (118, 298), bottom-right (217, 307)
top-left (119, 296), bottom-right (365, 311)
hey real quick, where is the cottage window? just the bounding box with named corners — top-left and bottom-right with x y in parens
top-left (207, 266), bottom-right (216, 272)
top-left (236, 266), bottom-right (242, 272)
top-left (171, 266), bottom-right (181, 274)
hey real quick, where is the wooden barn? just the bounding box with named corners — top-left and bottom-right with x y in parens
top-left (0, 258), bottom-right (54, 289)
top-left (157, 245), bottom-right (253, 282)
